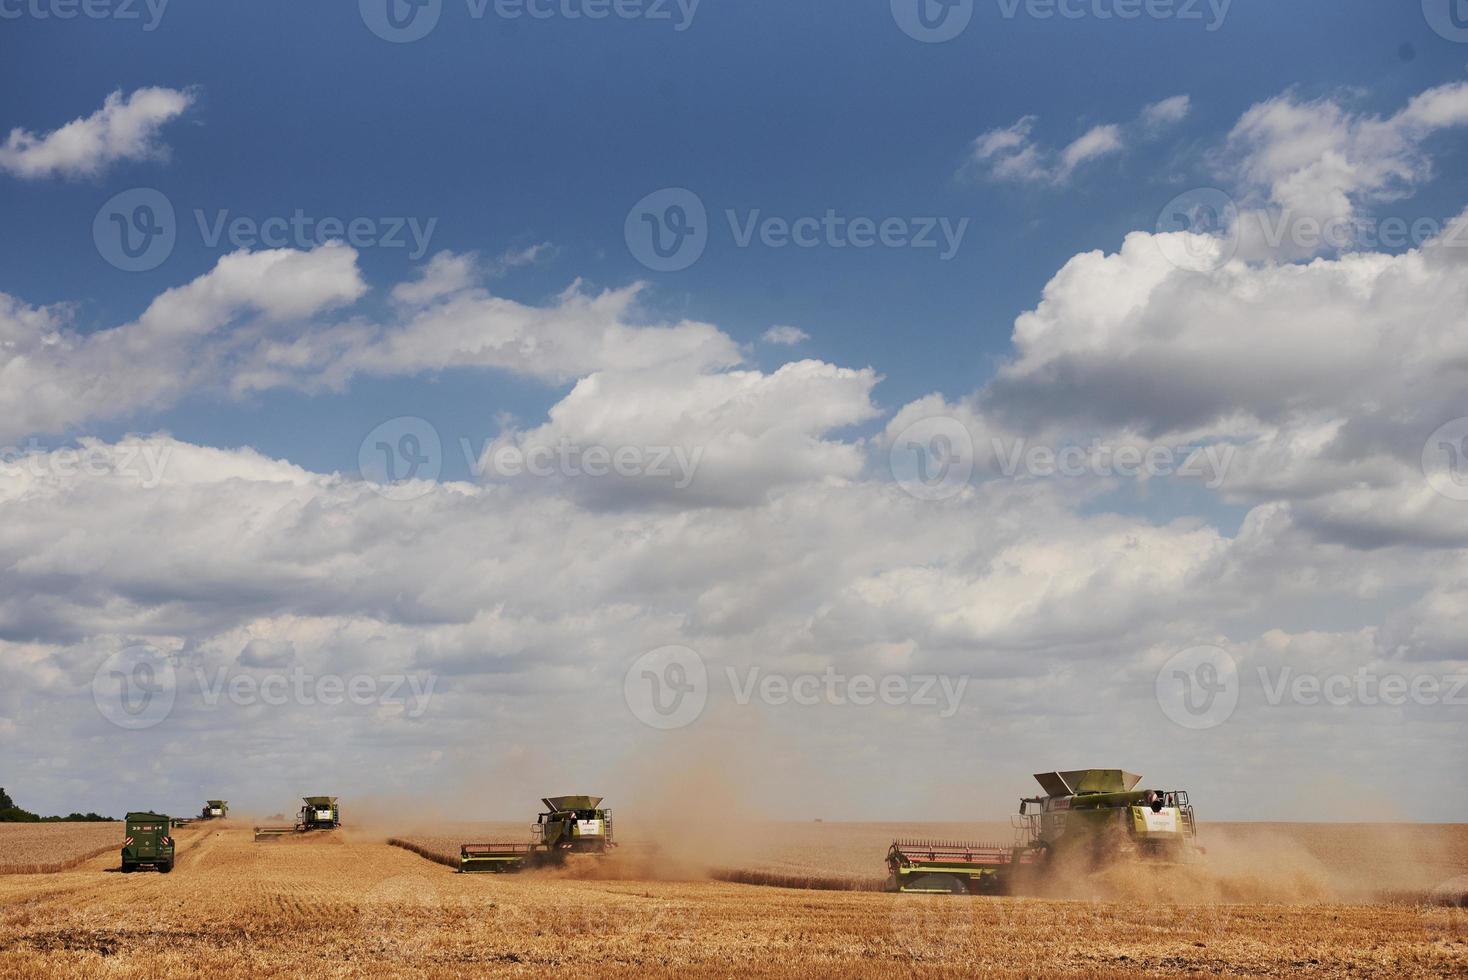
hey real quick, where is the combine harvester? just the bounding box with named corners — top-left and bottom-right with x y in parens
top-left (886, 769), bottom-right (1198, 894)
top-left (198, 800), bottom-right (229, 821)
top-left (254, 796), bottom-right (341, 841)
top-left (459, 796), bottom-right (614, 873)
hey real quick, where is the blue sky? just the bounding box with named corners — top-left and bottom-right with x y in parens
top-left (1, 2), bottom-right (1467, 822)
top-left (4, 1), bottom-right (1463, 475)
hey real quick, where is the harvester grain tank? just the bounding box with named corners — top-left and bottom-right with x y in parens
top-left (885, 769), bottom-right (1198, 894)
top-left (121, 812), bottom-right (175, 873)
top-left (460, 796), bottom-right (614, 873)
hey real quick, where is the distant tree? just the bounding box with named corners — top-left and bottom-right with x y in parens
top-left (0, 788), bottom-right (111, 822)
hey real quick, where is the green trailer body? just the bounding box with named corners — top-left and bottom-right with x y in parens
top-left (121, 812), bottom-right (175, 873)
top-left (886, 769), bottom-right (1200, 894)
top-left (459, 795), bottom-right (614, 873)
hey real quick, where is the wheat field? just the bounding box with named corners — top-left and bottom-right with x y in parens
top-left (0, 821), bottom-right (1463, 976)
top-left (0, 823), bottom-right (124, 874)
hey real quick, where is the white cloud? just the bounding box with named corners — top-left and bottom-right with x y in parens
top-left (1058, 124), bottom-right (1124, 178)
top-left (966, 116), bottom-right (1126, 184)
top-left (0, 247), bottom-right (744, 441)
top-left (0, 87), bottom-right (195, 179)
top-left (761, 325), bottom-right (809, 346)
top-left (0, 244), bottom-right (365, 441)
top-left (1142, 94), bottom-right (1192, 129)
top-left (488, 359), bottom-right (880, 506)
top-left (1224, 82), bottom-right (1468, 257)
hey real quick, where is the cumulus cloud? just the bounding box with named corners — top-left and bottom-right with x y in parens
top-left (0, 244), bottom-right (366, 441)
top-left (0, 87), bottom-right (195, 179)
top-left (1223, 82), bottom-right (1468, 257)
top-left (0, 246), bottom-right (744, 441)
top-left (485, 359), bottom-right (881, 506)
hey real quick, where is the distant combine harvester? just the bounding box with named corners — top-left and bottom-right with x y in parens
top-left (254, 797), bottom-right (341, 842)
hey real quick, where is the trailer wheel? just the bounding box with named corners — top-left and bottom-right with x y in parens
top-left (159, 861), bottom-right (173, 874)
top-left (121, 863), bottom-right (135, 873)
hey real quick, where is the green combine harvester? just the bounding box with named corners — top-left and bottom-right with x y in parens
top-left (199, 800), bottom-right (229, 821)
top-left (460, 796), bottom-right (614, 873)
top-left (121, 812), bottom-right (175, 873)
top-left (254, 796), bottom-right (341, 841)
top-left (886, 769), bottom-right (1199, 894)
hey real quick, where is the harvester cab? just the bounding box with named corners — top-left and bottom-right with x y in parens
top-left (298, 796), bottom-right (340, 831)
top-left (122, 812), bottom-right (175, 873)
top-left (460, 795), bottom-right (614, 873)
